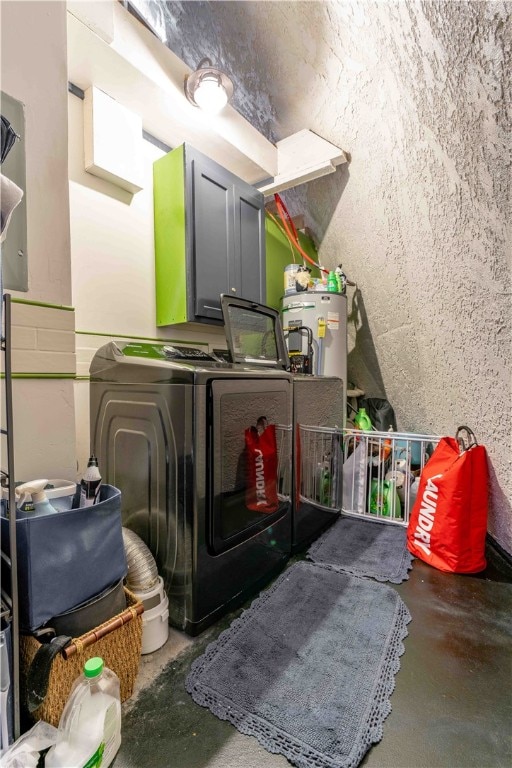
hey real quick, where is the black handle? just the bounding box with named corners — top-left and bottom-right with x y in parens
top-left (456, 426), bottom-right (478, 454)
top-left (26, 634), bottom-right (71, 712)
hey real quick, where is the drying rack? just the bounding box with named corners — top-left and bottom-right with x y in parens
top-left (298, 424), bottom-right (441, 526)
top-left (298, 424), bottom-right (343, 512)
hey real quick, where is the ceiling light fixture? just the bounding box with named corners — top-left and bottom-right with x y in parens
top-left (184, 58), bottom-right (234, 115)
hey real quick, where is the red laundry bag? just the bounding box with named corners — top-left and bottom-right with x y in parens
top-left (407, 427), bottom-right (488, 573)
top-left (245, 417), bottom-right (279, 514)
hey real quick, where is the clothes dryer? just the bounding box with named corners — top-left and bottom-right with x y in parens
top-left (90, 342), bottom-right (293, 635)
top-left (220, 296), bottom-right (344, 553)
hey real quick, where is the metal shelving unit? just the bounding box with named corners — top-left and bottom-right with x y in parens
top-left (1, 292), bottom-right (20, 741)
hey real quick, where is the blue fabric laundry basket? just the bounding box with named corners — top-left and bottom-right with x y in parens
top-left (0, 484), bottom-right (127, 631)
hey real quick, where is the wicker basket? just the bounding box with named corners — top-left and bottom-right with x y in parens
top-left (20, 588), bottom-right (143, 727)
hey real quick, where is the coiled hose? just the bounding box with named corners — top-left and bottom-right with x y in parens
top-left (122, 527), bottom-right (159, 592)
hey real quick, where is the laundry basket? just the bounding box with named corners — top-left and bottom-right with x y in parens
top-left (276, 423), bottom-right (293, 501)
top-left (298, 425), bottom-right (343, 512)
top-left (342, 428), bottom-right (441, 525)
top-left (20, 588), bottom-right (143, 727)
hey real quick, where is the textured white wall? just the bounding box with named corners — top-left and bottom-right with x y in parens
top-left (159, 0), bottom-right (511, 553)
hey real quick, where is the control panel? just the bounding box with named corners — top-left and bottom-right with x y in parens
top-left (163, 345), bottom-right (215, 361)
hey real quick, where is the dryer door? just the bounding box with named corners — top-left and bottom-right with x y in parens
top-left (208, 378), bottom-right (292, 555)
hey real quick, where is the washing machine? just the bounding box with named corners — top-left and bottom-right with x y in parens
top-left (221, 296), bottom-right (344, 553)
top-left (90, 341), bottom-right (293, 636)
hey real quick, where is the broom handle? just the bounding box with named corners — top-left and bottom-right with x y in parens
top-left (62, 603), bottom-right (144, 660)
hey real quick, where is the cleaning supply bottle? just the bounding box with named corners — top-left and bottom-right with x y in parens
top-left (45, 656), bottom-right (121, 768)
top-left (327, 271), bottom-right (338, 292)
top-left (334, 264), bottom-right (347, 295)
top-left (383, 478), bottom-right (402, 519)
top-left (80, 455), bottom-right (102, 507)
top-left (14, 479), bottom-right (58, 516)
top-left (354, 407), bottom-right (372, 432)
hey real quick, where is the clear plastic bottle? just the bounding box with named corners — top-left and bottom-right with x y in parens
top-left (45, 657), bottom-right (121, 768)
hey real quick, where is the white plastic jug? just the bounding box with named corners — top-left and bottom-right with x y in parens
top-left (44, 657), bottom-right (121, 768)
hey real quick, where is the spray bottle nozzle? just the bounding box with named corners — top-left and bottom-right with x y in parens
top-left (14, 479), bottom-right (49, 509)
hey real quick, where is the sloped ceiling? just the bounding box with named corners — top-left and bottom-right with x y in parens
top-left (138, 0), bottom-right (512, 553)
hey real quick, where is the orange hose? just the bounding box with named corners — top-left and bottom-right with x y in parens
top-left (274, 194), bottom-right (329, 275)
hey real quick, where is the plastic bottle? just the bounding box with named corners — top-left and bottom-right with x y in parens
top-left (14, 479), bottom-right (58, 516)
top-left (370, 479), bottom-right (402, 518)
top-left (45, 657), bottom-right (121, 768)
top-left (327, 271), bottom-right (338, 292)
top-left (334, 264), bottom-right (347, 295)
top-left (80, 455), bottom-right (102, 507)
top-left (354, 407), bottom-right (373, 432)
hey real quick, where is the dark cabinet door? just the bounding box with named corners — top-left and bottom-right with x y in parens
top-left (155, 144), bottom-right (267, 326)
top-left (189, 147), bottom-right (265, 324)
top-left (192, 155), bottom-right (236, 323)
top-left (235, 184), bottom-right (265, 304)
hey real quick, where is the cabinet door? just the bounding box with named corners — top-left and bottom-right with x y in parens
top-left (191, 156), bottom-right (236, 323)
top-left (234, 184), bottom-right (265, 304)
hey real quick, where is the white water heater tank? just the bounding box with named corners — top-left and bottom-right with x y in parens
top-left (281, 291), bottom-right (347, 406)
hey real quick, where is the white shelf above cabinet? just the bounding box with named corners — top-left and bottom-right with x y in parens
top-left (257, 130), bottom-right (348, 197)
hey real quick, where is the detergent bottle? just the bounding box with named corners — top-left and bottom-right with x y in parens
top-left (354, 408), bottom-right (372, 432)
top-left (14, 479), bottom-right (58, 516)
top-left (327, 271), bottom-right (338, 292)
top-left (80, 455), bottom-right (102, 507)
top-left (45, 657), bottom-right (121, 768)
top-left (370, 479), bottom-right (402, 519)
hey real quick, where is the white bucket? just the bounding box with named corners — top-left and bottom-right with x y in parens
top-left (131, 576), bottom-right (165, 613)
top-left (141, 594), bottom-right (169, 654)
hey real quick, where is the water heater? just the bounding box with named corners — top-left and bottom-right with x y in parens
top-left (281, 292), bottom-right (347, 407)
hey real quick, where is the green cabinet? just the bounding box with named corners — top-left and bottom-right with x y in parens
top-left (153, 144), bottom-right (266, 326)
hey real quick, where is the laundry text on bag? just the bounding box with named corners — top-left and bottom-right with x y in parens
top-left (413, 474), bottom-right (442, 556)
top-left (254, 449), bottom-right (268, 506)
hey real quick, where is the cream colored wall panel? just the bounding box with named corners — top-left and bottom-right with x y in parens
top-left (74, 380), bottom-right (91, 478)
top-left (37, 329), bottom-right (75, 353)
top-left (69, 129), bottom-right (163, 338)
top-left (11, 326), bottom-right (37, 350)
top-left (11, 350), bottom-right (76, 375)
top-left (4, 379), bottom-right (77, 482)
top-left (13, 302), bottom-right (75, 331)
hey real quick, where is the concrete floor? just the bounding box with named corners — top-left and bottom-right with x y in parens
top-left (115, 543), bottom-right (512, 768)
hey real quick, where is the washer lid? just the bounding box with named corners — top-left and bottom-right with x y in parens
top-left (220, 295), bottom-right (289, 371)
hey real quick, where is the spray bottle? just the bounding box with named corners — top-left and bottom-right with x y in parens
top-left (15, 479), bottom-right (58, 516)
top-left (80, 455), bottom-right (102, 508)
